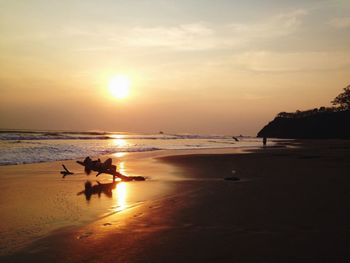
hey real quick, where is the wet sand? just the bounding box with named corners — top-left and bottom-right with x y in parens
top-left (1, 141), bottom-right (350, 262)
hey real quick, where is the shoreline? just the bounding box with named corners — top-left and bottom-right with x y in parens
top-left (0, 145), bottom-right (265, 167)
top-left (0, 146), bottom-right (258, 256)
top-left (2, 140), bottom-right (350, 262)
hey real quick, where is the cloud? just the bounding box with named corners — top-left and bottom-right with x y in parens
top-left (123, 9), bottom-right (308, 51)
top-left (232, 51), bottom-right (350, 72)
top-left (328, 16), bottom-right (350, 29)
top-left (229, 9), bottom-right (308, 40)
top-left (10, 9), bottom-right (305, 52)
top-left (125, 23), bottom-right (215, 51)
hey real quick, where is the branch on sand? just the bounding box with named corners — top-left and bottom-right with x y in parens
top-left (60, 164), bottom-right (74, 178)
top-left (76, 157), bottom-right (145, 181)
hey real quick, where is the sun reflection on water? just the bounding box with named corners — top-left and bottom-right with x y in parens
top-left (113, 161), bottom-right (128, 212)
top-left (113, 138), bottom-right (127, 147)
top-left (114, 182), bottom-right (127, 212)
top-left (118, 161), bottom-right (126, 174)
top-left (111, 138), bottom-right (128, 159)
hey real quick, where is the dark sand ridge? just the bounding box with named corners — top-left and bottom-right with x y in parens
top-left (1, 141), bottom-right (350, 262)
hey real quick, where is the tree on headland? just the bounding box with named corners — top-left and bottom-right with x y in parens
top-left (332, 85), bottom-right (350, 110)
top-left (275, 85), bottom-right (350, 119)
top-left (258, 85), bottom-right (350, 139)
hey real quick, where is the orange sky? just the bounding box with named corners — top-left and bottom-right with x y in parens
top-left (0, 0), bottom-right (349, 135)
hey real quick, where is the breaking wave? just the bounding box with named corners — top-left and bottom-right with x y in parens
top-left (0, 130), bottom-right (269, 166)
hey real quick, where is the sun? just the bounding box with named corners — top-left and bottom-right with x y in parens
top-left (109, 75), bottom-right (130, 99)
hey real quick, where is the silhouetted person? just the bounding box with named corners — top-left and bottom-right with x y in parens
top-left (263, 137), bottom-right (267, 147)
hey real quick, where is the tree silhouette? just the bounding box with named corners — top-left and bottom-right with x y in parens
top-left (332, 85), bottom-right (350, 110)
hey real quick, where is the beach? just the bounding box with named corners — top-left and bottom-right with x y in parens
top-left (2, 0), bottom-right (350, 262)
top-left (1, 140), bottom-right (350, 262)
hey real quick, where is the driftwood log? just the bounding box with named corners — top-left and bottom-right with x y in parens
top-left (76, 157), bottom-right (145, 181)
top-left (60, 164), bottom-right (74, 178)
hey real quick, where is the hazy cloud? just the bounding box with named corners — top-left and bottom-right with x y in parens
top-left (229, 9), bottom-right (308, 40)
top-left (233, 51), bottom-right (350, 72)
top-left (328, 16), bottom-right (350, 29)
top-left (125, 23), bottom-right (215, 51)
top-left (123, 9), bottom-right (308, 51)
top-left (1, 9), bottom-right (308, 53)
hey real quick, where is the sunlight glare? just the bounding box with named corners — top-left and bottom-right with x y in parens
top-left (109, 75), bottom-right (130, 99)
top-left (115, 182), bottom-right (127, 211)
top-left (113, 138), bottom-right (127, 147)
top-left (113, 152), bottom-right (127, 158)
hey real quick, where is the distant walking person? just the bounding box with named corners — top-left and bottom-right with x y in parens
top-left (263, 137), bottom-right (267, 147)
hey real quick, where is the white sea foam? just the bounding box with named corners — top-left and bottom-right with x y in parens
top-left (0, 130), bottom-right (273, 165)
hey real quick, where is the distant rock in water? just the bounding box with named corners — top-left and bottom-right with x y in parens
top-left (258, 110), bottom-right (350, 139)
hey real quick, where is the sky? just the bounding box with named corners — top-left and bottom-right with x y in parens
top-left (0, 0), bottom-right (349, 135)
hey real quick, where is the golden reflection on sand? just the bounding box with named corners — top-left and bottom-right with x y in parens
top-left (113, 182), bottom-right (127, 212)
top-left (118, 161), bottom-right (126, 174)
top-left (113, 152), bottom-right (126, 158)
top-left (113, 161), bottom-right (128, 211)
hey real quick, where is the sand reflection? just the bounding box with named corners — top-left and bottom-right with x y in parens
top-left (113, 161), bottom-right (128, 211)
top-left (77, 180), bottom-right (129, 212)
top-left (118, 161), bottom-right (126, 174)
top-left (113, 152), bottom-right (126, 158)
top-left (77, 161), bottom-right (131, 213)
top-left (77, 181), bottom-right (117, 201)
top-left (114, 182), bottom-right (127, 212)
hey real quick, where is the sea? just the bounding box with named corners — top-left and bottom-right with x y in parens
top-left (0, 130), bottom-right (281, 255)
top-left (0, 130), bottom-right (275, 166)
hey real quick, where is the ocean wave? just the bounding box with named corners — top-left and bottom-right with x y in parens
top-left (0, 146), bottom-right (161, 166)
top-left (0, 132), bottom-right (233, 141)
top-left (0, 134), bottom-right (111, 141)
top-left (0, 131), bottom-right (268, 166)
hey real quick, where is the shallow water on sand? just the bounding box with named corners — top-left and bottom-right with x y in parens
top-left (0, 154), bottom-right (179, 255)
